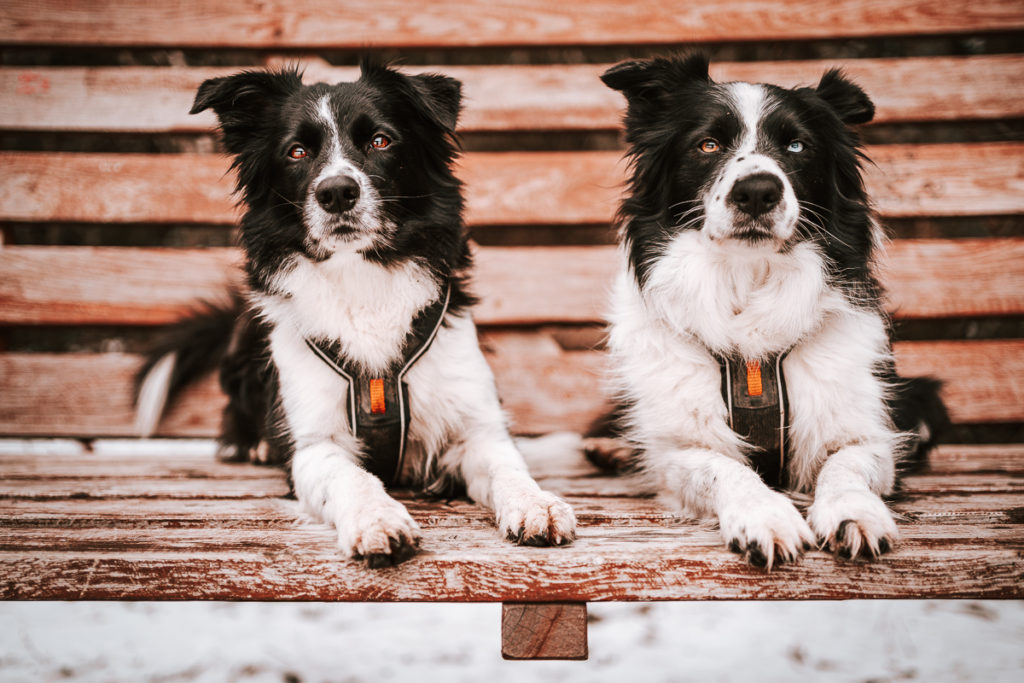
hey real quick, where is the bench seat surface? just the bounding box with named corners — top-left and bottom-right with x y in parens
top-left (2, 444), bottom-right (1021, 601)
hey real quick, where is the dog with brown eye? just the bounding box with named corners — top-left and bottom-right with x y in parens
top-left (590, 54), bottom-right (947, 568)
top-left (136, 60), bottom-right (576, 567)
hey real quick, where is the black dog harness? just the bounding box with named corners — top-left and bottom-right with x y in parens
top-left (304, 281), bottom-right (452, 488)
top-left (717, 351), bottom-right (791, 489)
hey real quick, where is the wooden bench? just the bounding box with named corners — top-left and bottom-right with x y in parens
top-left (1, 0), bottom-right (1022, 660)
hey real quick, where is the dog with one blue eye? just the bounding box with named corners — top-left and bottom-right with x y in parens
top-left (589, 54), bottom-right (947, 568)
top-left (135, 60), bottom-right (576, 567)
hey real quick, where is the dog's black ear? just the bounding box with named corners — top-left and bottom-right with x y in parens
top-left (359, 58), bottom-right (463, 133)
top-left (601, 54), bottom-right (711, 101)
top-left (408, 73), bottom-right (463, 133)
top-left (190, 69), bottom-right (303, 138)
top-left (816, 69), bottom-right (875, 125)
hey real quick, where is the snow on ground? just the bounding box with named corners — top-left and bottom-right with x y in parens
top-left (1, 600), bottom-right (1022, 682)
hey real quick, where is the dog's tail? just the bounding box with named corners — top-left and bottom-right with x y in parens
top-left (133, 296), bottom-right (242, 437)
top-left (890, 375), bottom-right (949, 471)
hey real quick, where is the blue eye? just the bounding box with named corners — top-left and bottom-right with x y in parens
top-left (787, 140), bottom-right (805, 153)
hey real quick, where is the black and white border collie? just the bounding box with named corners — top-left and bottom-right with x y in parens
top-left (596, 54), bottom-right (945, 568)
top-left (136, 60), bottom-right (575, 567)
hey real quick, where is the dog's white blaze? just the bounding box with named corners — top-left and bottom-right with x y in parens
top-left (303, 96), bottom-right (380, 250)
top-left (731, 82), bottom-right (766, 156)
top-left (702, 83), bottom-right (799, 242)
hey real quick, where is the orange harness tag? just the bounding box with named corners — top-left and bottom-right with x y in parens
top-left (369, 378), bottom-right (386, 414)
top-left (745, 360), bottom-right (763, 397)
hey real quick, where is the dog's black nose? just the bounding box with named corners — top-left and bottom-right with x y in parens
top-left (315, 176), bottom-right (360, 214)
top-left (729, 174), bottom-right (783, 217)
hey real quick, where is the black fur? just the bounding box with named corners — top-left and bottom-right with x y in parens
top-left (141, 60), bottom-right (476, 468)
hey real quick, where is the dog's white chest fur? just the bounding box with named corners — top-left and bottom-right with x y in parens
top-left (642, 233), bottom-right (831, 358)
top-left (256, 251), bottom-right (438, 374)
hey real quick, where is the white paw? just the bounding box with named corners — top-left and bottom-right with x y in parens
top-left (718, 490), bottom-right (816, 569)
top-left (336, 495), bottom-right (422, 568)
top-left (496, 488), bottom-right (577, 547)
top-left (808, 490), bottom-right (898, 560)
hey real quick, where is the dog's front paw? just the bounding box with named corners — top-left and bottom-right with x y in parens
top-left (808, 490), bottom-right (898, 561)
top-left (719, 491), bottom-right (815, 569)
top-left (337, 496), bottom-right (422, 568)
top-left (497, 489), bottom-right (577, 547)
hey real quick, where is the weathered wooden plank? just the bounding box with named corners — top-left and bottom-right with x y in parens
top-left (4, 521), bottom-right (1020, 555)
top-left (0, 339), bottom-right (1020, 438)
top-left (895, 340), bottom-right (1024, 424)
top-left (2, 239), bottom-right (1022, 326)
top-left (4, 490), bottom-right (1020, 527)
top-left (4, 1), bottom-right (1020, 48)
top-left (4, 443), bottom-right (1015, 479)
top-left (3, 145), bottom-right (1022, 226)
top-left (502, 603), bottom-right (588, 660)
top-left (4, 56), bottom-right (1021, 134)
top-left (926, 444), bottom-right (1024, 473)
top-left (1, 536), bottom-right (1020, 601)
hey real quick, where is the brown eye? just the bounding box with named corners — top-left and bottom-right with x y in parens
top-left (371, 134), bottom-right (391, 150)
top-left (699, 139), bottom-right (720, 154)
top-left (288, 144), bottom-right (307, 160)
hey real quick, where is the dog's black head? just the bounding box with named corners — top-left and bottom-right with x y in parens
top-left (192, 60), bottom-right (469, 292)
top-left (602, 54), bottom-right (877, 290)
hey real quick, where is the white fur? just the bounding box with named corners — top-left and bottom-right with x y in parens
top-left (609, 84), bottom-right (901, 563)
top-left (133, 351), bottom-right (177, 438)
top-left (260, 252), bottom-right (575, 559)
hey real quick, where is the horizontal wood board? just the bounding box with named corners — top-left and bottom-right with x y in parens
top-left (3, 144), bottom-right (1022, 226)
top-left (3, 56), bottom-right (1022, 133)
top-left (1, 339), bottom-right (1021, 438)
top-left (2, 239), bottom-right (1022, 326)
top-left (3, 1), bottom-right (1022, 48)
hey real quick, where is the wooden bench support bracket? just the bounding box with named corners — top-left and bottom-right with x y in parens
top-left (501, 602), bottom-right (589, 661)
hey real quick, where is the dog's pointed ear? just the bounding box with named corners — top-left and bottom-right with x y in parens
top-left (408, 73), bottom-right (463, 133)
top-left (190, 69), bottom-right (303, 138)
top-left (359, 58), bottom-right (462, 133)
top-left (816, 69), bottom-right (875, 125)
top-left (601, 53), bottom-right (711, 102)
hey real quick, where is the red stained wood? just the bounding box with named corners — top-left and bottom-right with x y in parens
top-left (0, 446), bottom-right (1020, 601)
top-left (501, 603), bottom-right (588, 660)
top-left (4, 56), bottom-right (1021, 134)
top-left (3, 1), bottom-right (1021, 49)
top-left (2, 144), bottom-right (1021, 225)
top-left (0, 339), bottom-right (1020, 438)
top-left (1, 239), bottom-right (1022, 326)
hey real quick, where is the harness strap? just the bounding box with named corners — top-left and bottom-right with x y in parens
top-left (718, 351), bottom-right (790, 489)
top-left (305, 280), bottom-right (452, 488)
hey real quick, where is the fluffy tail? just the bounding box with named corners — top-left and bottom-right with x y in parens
top-left (133, 297), bottom-right (242, 437)
top-left (889, 375), bottom-right (949, 471)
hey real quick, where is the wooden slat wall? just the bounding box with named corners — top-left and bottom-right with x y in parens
top-left (1, 8), bottom-right (1021, 444)
top-left (1, 339), bottom-right (1021, 437)
top-left (2, 239), bottom-right (1023, 325)
top-left (3, 1), bottom-right (1022, 48)
top-left (4, 56), bottom-right (1023, 133)
top-left (3, 143), bottom-right (1022, 225)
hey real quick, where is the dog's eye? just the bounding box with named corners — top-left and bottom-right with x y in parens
top-left (370, 134), bottom-right (391, 150)
top-left (287, 144), bottom-right (308, 160)
top-left (699, 139), bottom-right (720, 154)
top-left (787, 140), bottom-right (805, 153)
